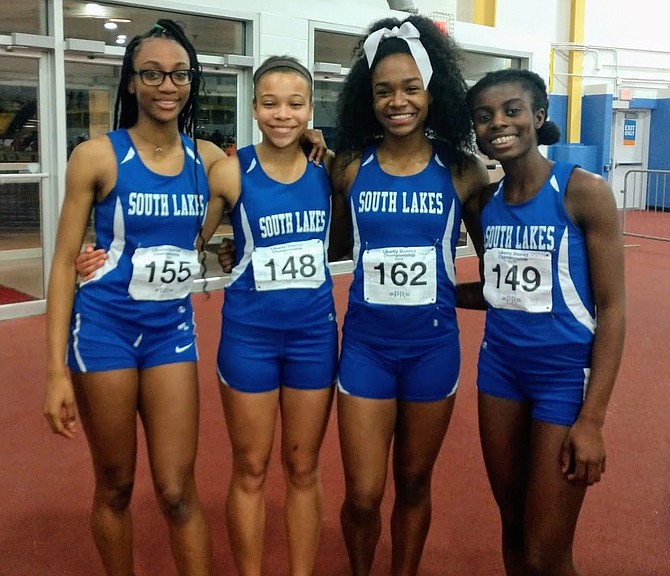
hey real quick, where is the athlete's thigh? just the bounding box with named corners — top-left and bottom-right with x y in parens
top-left (337, 392), bottom-right (396, 498)
top-left (393, 395), bottom-right (456, 479)
top-left (138, 361), bottom-right (200, 480)
top-left (68, 313), bottom-right (139, 372)
top-left (218, 319), bottom-right (282, 393)
top-left (337, 336), bottom-right (397, 399)
top-left (478, 392), bottom-right (532, 509)
top-left (280, 385), bottom-right (334, 468)
top-left (399, 338), bottom-right (460, 402)
top-left (523, 345), bottom-right (591, 426)
top-left (524, 420), bottom-right (586, 557)
top-left (282, 322), bottom-right (338, 390)
top-left (220, 382), bottom-right (280, 467)
top-left (72, 368), bottom-right (140, 476)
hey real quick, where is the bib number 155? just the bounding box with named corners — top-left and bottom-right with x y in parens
top-left (129, 245), bottom-right (200, 301)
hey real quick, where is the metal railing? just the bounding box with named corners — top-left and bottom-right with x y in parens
top-left (622, 169), bottom-right (670, 242)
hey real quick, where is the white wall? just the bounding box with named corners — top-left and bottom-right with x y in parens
top-left (158, 0), bottom-right (670, 99)
top-left (496, 0), bottom-right (568, 44)
top-left (584, 0), bottom-right (670, 51)
top-left (492, 0), bottom-right (670, 98)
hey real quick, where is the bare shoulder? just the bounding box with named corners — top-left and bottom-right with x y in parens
top-left (66, 135), bottom-right (116, 193)
top-left (322, 148), bottom-right (336, 174)
top-left (565, 167), bottom-right (617, 226)
top-left (452, 153), bottom-right (490, 205)
top-left (210, 152), bottom-right (241, 178)
top-left (196, 138), bottom-right (227, 173)
top-left (69, 135), bottom-right (114, 168)
top-left (209, 152), bottom-right (242, 204)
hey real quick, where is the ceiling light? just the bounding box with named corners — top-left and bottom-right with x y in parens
top-left (104, 22), bottom-right (118, 30)
top-left (85, 3), bottom-right (104, 17)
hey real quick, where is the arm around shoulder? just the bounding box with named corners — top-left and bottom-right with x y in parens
top-left (455, 155), bottom-right (490, 310)
top-left (200, 153), bottom-right (241, 245)
top-left (327, 152), bottom-right (358, 262)
top-left (196, 138), bottom-right (228, 175)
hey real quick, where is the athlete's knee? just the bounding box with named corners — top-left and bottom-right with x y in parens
top-left (94, 473), bottom-right (135, 512)
top-left (154, 478), bottom-right (196, 524)
top-left (282, 450), bottom-right (319, 490)
top-left (343, 486), bottom-right (384, 523)
top-left (493, 488), bottom-right (525, 534)
top-left (394, 467), bottom-right (432, 507)
top-left (233, 453), bottom-right (271, 493)
top-left (523, 541), bottom-right (574, 576)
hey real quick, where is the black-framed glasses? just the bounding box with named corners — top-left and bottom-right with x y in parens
top-left (133, 69), bottom-right (194, 86)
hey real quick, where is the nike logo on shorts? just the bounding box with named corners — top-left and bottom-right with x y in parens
top-left (175, 343), bottom-right (194, 353)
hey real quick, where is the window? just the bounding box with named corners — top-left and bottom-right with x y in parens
top-left (0, 0), bottom-right (47, 35)
top-left (62, 0), bottom-right (246, 56)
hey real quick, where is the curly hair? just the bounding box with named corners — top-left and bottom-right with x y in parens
top-left (466, 69), bottom-right (561, 146)
top-left (113, 19), bottom-right (201, 138)
top-left (333, 14), bottom-right (473, 168)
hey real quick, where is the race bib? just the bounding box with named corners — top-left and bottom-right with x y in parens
top-left (129, 245), bottom-right (200, 301)
top-left (362, 246), bottom-right (437, 306)
top-left (252, 239), bottom-right (326, 291)
top-left (483, 248), bottom-right (552, 312)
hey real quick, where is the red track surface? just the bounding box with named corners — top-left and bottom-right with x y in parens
top-left (2, 241), bottom-right (669, 575)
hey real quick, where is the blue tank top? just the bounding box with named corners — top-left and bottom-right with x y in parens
top-left (480, 161), bottom-right (596, 347)
top-left (73, 129), bottom-right (209, 329)
top-left (343, 144), bottom-right (462, 345)
top-left (223, 145), bottom-right (335, 329)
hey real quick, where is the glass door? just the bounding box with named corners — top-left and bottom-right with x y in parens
top-left (0, 53), bottom-right (49, 318)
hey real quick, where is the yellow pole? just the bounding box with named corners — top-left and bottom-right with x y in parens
top-left (567, 0), bottom-right (585, 143)
top-left (473, 0), bottom-right (496, 27)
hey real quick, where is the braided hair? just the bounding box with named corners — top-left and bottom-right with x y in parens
top-left (334, 14), bottom-right (474, 169)
top-left (113, 19), bottom-right (201, 137)
top-left (466, 69), bottom-right (561, 146)
top-left (114, 19), bottom-right (210, 291)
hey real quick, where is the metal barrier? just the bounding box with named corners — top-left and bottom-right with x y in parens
top-left (622, 169), bottom-right (670, 242)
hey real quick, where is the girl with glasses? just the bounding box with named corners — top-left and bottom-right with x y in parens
top-left (68, 51), bottom-right (333, 576)
top-left (44, 19), bottom-right (224, 575)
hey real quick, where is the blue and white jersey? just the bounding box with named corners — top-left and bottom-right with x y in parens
top-left (73, 129), bottom-right (208, 329)
top-left (343, 144), bottom-right (462, 345)
top-left (223, 144), bottom-right (335, 329)
top-left (480, 161), bottom-right (596, 347)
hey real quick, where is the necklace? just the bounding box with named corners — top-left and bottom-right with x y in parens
top-left (130, 130), bottom-right (177, 155)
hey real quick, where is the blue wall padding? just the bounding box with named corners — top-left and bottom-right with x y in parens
top-left (648, 98), bottom-right (670, 171)
top-left (548, 143), bottom-right (598, 174)
top-left (581, 93), bottom-right (612, 177)
top-left (548, 94), bottom-right (568, 144)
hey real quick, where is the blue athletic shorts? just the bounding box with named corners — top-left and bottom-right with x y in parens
top-left (67, 311), bottom-right (198, 372)
top-left (476, 339), bottom-right (592, 426)
top-left (217, 317), bottom-right (338, 393)
top-left (337, 333), bottom-right (460, 402)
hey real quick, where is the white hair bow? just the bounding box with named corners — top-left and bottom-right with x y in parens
top-left (363, 21), bottom-right (433, 88)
